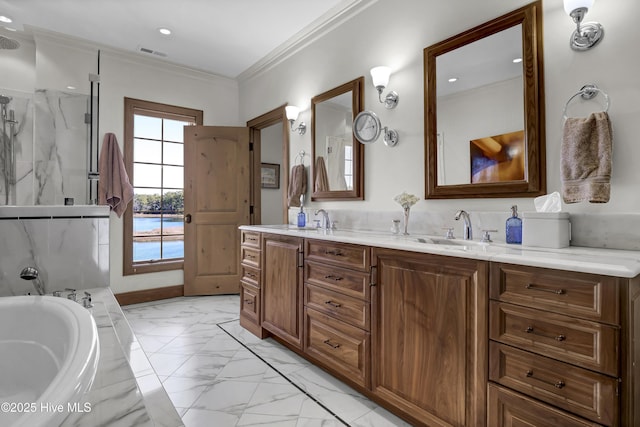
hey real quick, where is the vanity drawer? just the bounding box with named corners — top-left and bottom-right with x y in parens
top-left (490, 301), bottom-right (619, 376)
top-left (305, 283), bottom-right (369, 330)
top-left (304, 260), bottom-right (370, 301)
top-left (241, 246), bottom-right (261, 269)
top-left (240, 281), bottom-right (260, 324)
top-left (488, 384), bottom-right (602, 427)
top-left (305, 239), bottom-right (370, 272)
top-left (490, 263), bottom-right (620, 325)
top-left (241, 264), bottom-right (261, 287)
top-left (304, 307), bottom-right (370, 388)
top-left (241, 230), bottom-right (261, 249)
top-left (489, 342), bottom-right (618, 426)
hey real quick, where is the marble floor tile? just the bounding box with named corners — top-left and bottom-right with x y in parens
top-left (122, 295), bottom-right (410, 426)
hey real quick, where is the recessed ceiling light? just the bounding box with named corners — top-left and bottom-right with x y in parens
top-left (0, 15), bottom-right (13, 23)
top-left (448, 77), bottom-right (458, 83)
top-left (66, 86), bottom-right (76, 90)
top-left (513, 57), bottom-right (523, 63)
top-left (158, 28), bottom-right (171, 35)
top-left (4, 26), bottom-right (16, 31)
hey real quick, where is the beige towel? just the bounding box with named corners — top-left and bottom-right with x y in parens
top-left (287, 164), bottom-right (306, 207)
top-left (314, 156), bottom-right (330, 192)
top-left (98, 133), bottom-right (134, 217)
top-left (561, 112), bottom-right (612, 203)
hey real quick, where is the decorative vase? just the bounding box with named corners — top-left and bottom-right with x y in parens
top-left (403, 206), bottom-right (410, 235)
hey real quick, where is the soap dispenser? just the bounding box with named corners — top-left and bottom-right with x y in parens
top-left (297, 195), bottom-right (306, 228)
top-left (505, 205), bottom-right (522, 244)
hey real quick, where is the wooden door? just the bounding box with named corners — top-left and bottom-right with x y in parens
top-left (372, 248), bottom-right (488, 427)
top-left (183, 126), bottom-right (250, 295)
top-left (261, 233), bottom-right (304, 349)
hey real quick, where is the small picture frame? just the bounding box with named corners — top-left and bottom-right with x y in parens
top-left (261, 163), bottom-right (280, 189)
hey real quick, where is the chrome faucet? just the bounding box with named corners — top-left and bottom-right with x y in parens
top-left (20, 266), bottom-right (45, 295)
top-left (314, 209), bottom-right (331, 230)
top-left (454, 210), bottom-right (472, 240)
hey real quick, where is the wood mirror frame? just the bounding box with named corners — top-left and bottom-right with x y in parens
top-left (311, 77), bottom-right (364, 200)
top-left (424, 1), bottom-right (545, 199)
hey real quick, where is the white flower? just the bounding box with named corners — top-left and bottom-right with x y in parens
top-left (394, 192), bottom-right (419, 209)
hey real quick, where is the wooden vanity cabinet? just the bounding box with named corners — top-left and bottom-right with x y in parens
top-left (371, 248), bottom-right (489, 427)
top-left (239, 230), bottom-right (266, 338)
top-left (260, 233), bottom-right (304, 349)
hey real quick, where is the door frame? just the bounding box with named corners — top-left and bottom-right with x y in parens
top-left (247, 104), bottom-right (290, 225)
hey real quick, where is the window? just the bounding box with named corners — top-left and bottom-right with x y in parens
top-left (123, 98), bottom-right (203, 275)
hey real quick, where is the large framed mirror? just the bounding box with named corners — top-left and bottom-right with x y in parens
top-left (311, 77), bottom-right (364, 200)
top-left (424, 1), bottom-right (545, 199)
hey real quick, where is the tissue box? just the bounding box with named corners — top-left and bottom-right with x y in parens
top-left (522, 212), bottom-right (571, 248)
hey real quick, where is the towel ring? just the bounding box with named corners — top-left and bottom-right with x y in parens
top-left (563, 84), bottom-right (610, 121)
top-left (295, 150), bottom-right (306, 165)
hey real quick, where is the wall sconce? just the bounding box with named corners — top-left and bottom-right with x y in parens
top-left (285, 105), bottom-right (306, 135)
top-left (564, 0), bottom-right (604, 51)
top-left (370, 66), bottom-right (399, 109)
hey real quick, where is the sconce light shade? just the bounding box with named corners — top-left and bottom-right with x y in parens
top-left (370, 66), bottom-right (399, 109)
top-left (285, 105), bottom-right (300, 121)
top-left (563, 0), bottom-right (593, 15)
top-left (285, 105), bottom-right (306, 135)
top-left (563, 0), bottom-right (603, 51)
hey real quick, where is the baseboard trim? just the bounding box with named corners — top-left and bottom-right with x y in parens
top-left (115, 285), bottom-right (184, 306)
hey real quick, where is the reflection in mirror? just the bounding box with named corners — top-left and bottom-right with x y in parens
top-left (425, 1), bottom-right (545, 199)
top-left (311, 77), bottom-right (364, 200)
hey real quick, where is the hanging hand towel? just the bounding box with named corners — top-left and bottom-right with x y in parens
top-left (561, 111), bottom-right (612, 203)
top-left (314, 156), bottom-right (330, 192)
top-left (98, 132), bottom-right (134, 217)
top-left (288, 164), bottom-right (307, 207)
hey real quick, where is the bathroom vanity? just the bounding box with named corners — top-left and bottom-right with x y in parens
top-left (239, 224), bottom-right (640, 427)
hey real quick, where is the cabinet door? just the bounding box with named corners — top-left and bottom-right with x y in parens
top-left (372, 248), bottom-right (488, 427)
top-left (261, 234), bottom-right (304, 349)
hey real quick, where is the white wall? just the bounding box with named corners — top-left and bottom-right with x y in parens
top-left (239, 0), bottom-right (640, 216)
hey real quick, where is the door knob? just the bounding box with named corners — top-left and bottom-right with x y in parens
top-left (185, 214), bottom-right (192, 223)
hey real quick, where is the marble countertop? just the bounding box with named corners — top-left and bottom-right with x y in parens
top-left (61, 287), bottom-right (183, 427)
top-left (242, 224), bottom-right (640, 278)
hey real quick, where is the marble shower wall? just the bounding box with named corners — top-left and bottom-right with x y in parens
top-left (0, 88), bottom-right (91, 206)
top-left (0, 206), bottom-right (109, 296)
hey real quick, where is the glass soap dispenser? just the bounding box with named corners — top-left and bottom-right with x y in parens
top-left (505, 205), bottom-right (522, 244)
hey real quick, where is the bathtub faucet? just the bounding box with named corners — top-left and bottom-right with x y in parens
top-left (20, 266), bottom-right (46, 295)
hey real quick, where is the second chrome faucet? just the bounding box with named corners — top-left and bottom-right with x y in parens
top-left (454, 210), bottom-right (472, 240)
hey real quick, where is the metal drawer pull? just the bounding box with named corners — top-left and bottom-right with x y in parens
top-left (525, 283), bottom-right (566, 295)
top-left (247, 237), bottom-right (257, 241)
top-left (324, 275), bottom-right (344, 281)
top-left (324, 300), bottom-right (342, 308)
top-left (245, 272), bottom-right (256, 279)
top-left (526, 370), bottom-right (565, 389)
top-left (244, 299), bottom-right (253, 305)
top-left (524, 326), bottom-right (566, 342)
top-left (246, 254), bottom-right (255, 259)
top-left (324, 250), bottom-right (344, 256)
top-left (323, 339), bottom-right (341, 349)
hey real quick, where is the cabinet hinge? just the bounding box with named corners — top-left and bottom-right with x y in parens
top-left (249, 142), bottom-right (254, 151)
top-left (249, 205), bottom-right (254, 215)
top-left (370, 265), bottom-right (377, 286)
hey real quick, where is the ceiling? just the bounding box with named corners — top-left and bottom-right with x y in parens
top-left (0, 0), bottom-right (358, 79)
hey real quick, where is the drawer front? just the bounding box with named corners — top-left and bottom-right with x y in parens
top-left (241, 230), bottom-right (261, 249)
top-left (488, 384), bottom-right (602, 427)
top-left (490, 342), bottom-right (618, 426)
top-left (240, 281), bottom-right (260, 323)
top-left (304, 307), bottom-right (370, 388)
top-left (241, 264), bottom-right (261, 287)
top-left (490, 301), bottom-right (619, 376)
top-left (490, 263), bottom-right (619, 325)
top-left (305, 283), bottom-right (369, 330)
top-left (305, 239), bottom-right (370, 272)
top-left (305, 260), bottom-right (370, 301)
top-left (241, 246), bottom-right (261, 269)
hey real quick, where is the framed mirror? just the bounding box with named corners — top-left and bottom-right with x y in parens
top-left (311, 77), bottom-right (364, 200)
top-left (424, 1), bottom-right (545, 199)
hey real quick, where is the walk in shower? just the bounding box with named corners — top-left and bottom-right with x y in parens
top-left (0, 94), bottom-right (18, 205)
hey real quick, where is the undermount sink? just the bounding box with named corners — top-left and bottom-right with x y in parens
top-left (415, 236), bottom-right (489, 248)
top-left (0, 295), bottom-right (99, 427)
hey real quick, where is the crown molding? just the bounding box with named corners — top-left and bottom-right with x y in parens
top-left (237, 0), bottom-right (377, 83)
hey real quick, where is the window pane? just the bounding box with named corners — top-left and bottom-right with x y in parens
top-left (134, 163), bottom-right (162, 188)
top-left (162, 189), bottom-right (184, 215)
top-left (133, 188), bottom-right (161, 213)
top-left (162, 240), bottom-right (184, 259)
top-left (164, 165), bottom-right (183, 189)
top-left (134, 115), bottom-right (162, 139)
top-left (133, 237), bottom-right (161, 262)
top-left (134, 138), bottom-right (161, 163)
top-left (163, 119), bottom-right (190, 142)
top-left (164, 142), bottom-right (183, 166)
